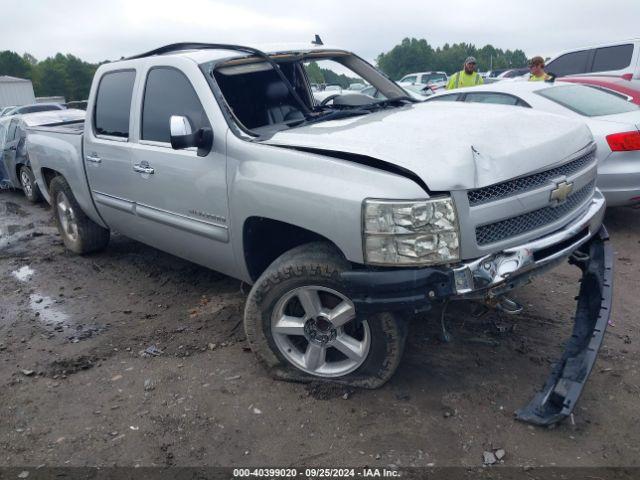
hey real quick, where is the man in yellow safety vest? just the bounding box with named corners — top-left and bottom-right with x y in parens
top-left (528, 56), bottom-right (551, 81)
top-left (446, 56), bottom-right (483, 90)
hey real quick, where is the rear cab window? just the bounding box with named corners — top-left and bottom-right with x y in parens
top-left (537, 84), bottom-right (639, 117)
top-left (427, 94), bottom-right (460, 102)
top-left (141, 67), bottom-right (210, 144)
top-left (464, 92), bottom-right (525, 106)
top-left (94, 70), bottom-right (136, 139)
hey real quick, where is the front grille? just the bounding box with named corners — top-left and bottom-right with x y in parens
top-left (475, 180), bottom-right (595, 246)
top-left (468, 151), bottom-right (595, 206)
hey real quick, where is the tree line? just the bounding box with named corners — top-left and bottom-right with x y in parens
top-left (0, 50), bottom-right (98, 102)
top-left (376, 38), bottom-right (529, 79)
top-left (0, 38), bottom-right (530, 101)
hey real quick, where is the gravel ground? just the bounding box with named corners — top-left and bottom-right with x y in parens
top-left (1, 190), bottom-right (639, 468)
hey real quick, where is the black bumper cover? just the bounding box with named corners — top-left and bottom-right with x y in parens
top-left (515, 226), bottom-right (613, 425)
top-left (340, 267), bottom-right (454, 314)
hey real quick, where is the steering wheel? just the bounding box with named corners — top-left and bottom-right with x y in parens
top-left (320, 94), bottom-right (341, 106)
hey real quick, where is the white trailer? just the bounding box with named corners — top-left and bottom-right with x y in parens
top-left (0, 76), bottom-right (36, 108)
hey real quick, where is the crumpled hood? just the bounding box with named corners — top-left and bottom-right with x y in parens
top-left (264, 102), bottom-right (593, 191)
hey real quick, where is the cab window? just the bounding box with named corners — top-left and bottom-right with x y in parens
top-left (94, 70), bottom-right (136, 138)
top-left (141, 67), bottom-right (210, 143)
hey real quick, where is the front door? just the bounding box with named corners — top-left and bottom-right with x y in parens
top-left (127, 65), bottom-right (232, 274)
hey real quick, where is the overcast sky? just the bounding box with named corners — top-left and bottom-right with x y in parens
top-left (2, 0), bottom-right (639, 65)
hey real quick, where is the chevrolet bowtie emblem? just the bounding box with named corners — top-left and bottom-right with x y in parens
top-left (550, 181), bottom-right (574, 203)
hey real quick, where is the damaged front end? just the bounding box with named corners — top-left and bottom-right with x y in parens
top-left (341, 193), bottom-right (613, 426)
top-left (515, 227), bottom-right (613, 425)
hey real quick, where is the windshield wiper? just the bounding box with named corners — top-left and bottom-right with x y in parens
top-left (288, 108), bottom-right (371, 127)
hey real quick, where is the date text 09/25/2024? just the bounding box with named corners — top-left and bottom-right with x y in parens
top-left (232, 468), bottom-right (401, 478)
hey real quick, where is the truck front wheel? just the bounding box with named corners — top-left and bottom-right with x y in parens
top-left (244, 242), bottom-right (407, 389)
top-left (49, 176), bottom-right (110, 254)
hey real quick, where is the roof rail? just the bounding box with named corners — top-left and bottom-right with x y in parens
top-left (124, 42), bottom-right (264, 60)
top-left (124, 42), bottom-right (312, 118)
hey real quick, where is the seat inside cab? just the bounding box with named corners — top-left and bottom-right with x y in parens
top-left (213, 60), bottom-right (309, 130)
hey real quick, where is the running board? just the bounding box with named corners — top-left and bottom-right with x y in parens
top-left (516, 227), bottom-right (613, 426)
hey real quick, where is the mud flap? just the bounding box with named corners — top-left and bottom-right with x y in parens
top-left (515, 226), bottom-right (613, 426)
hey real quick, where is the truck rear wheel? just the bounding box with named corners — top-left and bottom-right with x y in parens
top-left (19, 165), bottom-right (43, 203)
top-left (49, 176), bottom-right (110, 254)
top-left (244, 242), bottom-right (407, 389)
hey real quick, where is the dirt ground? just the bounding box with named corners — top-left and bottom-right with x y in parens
top-left (1, 189), bottom-right (639, 469)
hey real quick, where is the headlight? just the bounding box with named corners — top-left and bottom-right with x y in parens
top-left (363, 197), bottom-right (460, 266)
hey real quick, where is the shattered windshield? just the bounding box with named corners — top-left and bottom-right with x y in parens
top-left (207, 51), bottom-right (410, 135)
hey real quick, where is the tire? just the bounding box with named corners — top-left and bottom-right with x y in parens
top-left (244, 242), bottom-right (407, 389)
top-left (49, 175), bottom-right (110, 254)
top-left (19, 165), bottom-right (43, 203)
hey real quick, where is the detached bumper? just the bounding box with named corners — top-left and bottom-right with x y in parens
top-left (515, 227), bottom-right (613, 425)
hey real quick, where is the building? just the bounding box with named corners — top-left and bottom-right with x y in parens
top-left (0, 76), bottom-right (36, 108)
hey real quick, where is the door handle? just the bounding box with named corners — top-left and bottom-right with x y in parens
top-left (86, 154), bottom-right (101, 163)
top-left (133, 163), bottom-right (155, 174)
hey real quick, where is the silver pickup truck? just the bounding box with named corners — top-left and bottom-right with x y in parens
top-left (26, 42), bottom-right (613, 425)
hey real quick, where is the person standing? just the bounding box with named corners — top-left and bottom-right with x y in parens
top-left (446, 56), bottom-right (483, 90)
top-left (528, 56), bottom-right (551, 81)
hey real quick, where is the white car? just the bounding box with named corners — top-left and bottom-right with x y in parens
top-left (546, 39), bottom-right (640, 80)
top-left (399, 71), bottom-right (448, 91)
top-left (428, 82), bottom-right (640, 206)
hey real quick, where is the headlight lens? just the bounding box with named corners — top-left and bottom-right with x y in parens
top-left (363, 197), bottom-right (460, 265)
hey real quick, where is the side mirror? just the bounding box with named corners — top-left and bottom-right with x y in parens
top-left (170, 115), bottom-right (213, 157)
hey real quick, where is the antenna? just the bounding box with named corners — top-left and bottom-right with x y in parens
top-left (312, 34), bottom-right (324, 46)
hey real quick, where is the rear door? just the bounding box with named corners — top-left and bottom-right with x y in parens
top-left (83, 69), bottom-right (140, 238)
top-left (127, 60), bottom-right (233, 273)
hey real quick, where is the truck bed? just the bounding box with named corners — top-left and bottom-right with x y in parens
top-left (25, 123), bottom-right (105, 228)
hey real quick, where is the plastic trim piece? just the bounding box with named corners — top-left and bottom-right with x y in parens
top-left (515, 226), bottom-right (613, 426)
